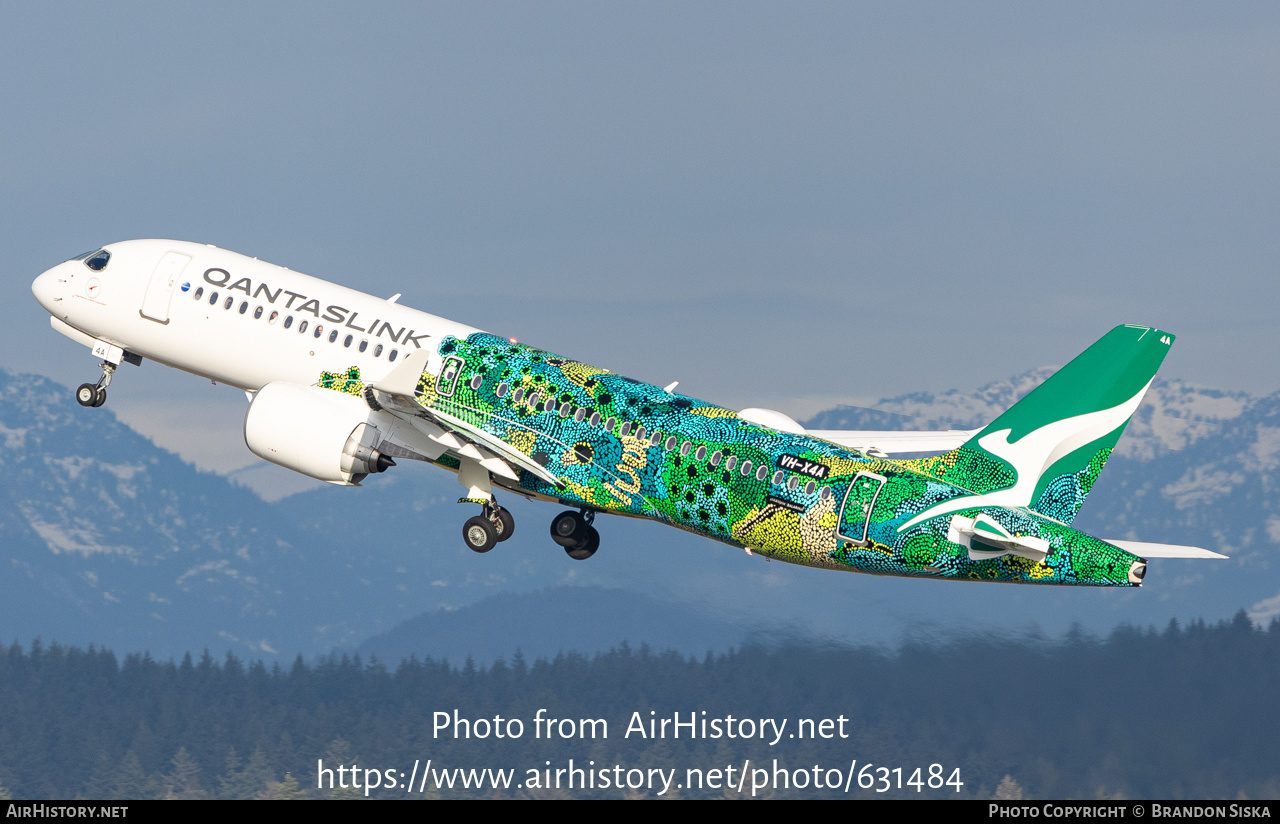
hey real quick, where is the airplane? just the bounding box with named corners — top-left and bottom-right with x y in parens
top-left (30, 239), bottom-right (1225, 587)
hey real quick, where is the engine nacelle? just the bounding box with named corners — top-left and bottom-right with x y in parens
top-left (244, 382), bottom-right (395, 484)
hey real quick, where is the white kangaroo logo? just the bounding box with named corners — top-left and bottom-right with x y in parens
top-left (898, 380), bottom-right (1152, 533)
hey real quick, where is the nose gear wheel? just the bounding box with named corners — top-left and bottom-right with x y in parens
top-left (75, 362), bottom-right (115, 408)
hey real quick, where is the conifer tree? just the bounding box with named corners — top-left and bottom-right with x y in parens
top-left (162, 747), bottom-right (207, 800)
top-left (260, 773), bottom-right (307, 800)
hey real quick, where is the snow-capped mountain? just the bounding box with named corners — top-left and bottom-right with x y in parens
top-left (808, 374), bottom-right (1280, 625)
top-left (3, 366), bottom-right (1277, 663)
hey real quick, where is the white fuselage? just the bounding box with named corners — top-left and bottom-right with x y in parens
top-left (31, 239), bottom-right (482, 392)
top-left (30, 239), bottom-right (1190, 582)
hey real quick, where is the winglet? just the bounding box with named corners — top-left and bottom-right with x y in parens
top-left (373, 349), bottom-right (431, 398)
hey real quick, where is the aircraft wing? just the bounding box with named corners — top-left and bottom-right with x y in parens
top-left (808, 429), bottom-right (977, 456)
top-left (366, 351), bottom-right (565, 488)
top-left (1106, 540), bottom-right (1228, 560)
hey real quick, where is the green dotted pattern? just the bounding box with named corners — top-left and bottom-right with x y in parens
top-left (318, 366), bottom-right (364, 397)
top-left (319, 334), bottom-right (1143, 587)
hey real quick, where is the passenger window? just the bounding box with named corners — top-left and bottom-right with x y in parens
top-left (710, 451), bottom-right (722, 466)
top-left (389, 349), bottom-right (398, 361)
top-left (496, 383), bottom-right (509, 398)
top-left (741, 460), bottom-right (753, 476)
top-left (298, 320), bottom-right (308, 334)
top-left (804, 481), bottom-right (816, 495)
top-left (787, 476), bottom-right (799, 491)
top-left (620, 423), bottom-right (632, 437)
top-left (756, 466), bottom-right (768, 481)
top-left (513, 388), bottom-right (525, 404)
top-left (358, 339), bottom-right (367, 352)
top-left (773, 470), bottom-right (785, 485)
top-left (650, 432), bottom-right (662, 447)
top-left (470, 376), bottom-right (483, 390)
top-left (559, 403), bottom-right (571, 417)
top-left (544, 399), bottom-right (556, 412)
top-left (343, 334), bottom-right (353, 347)
top-left (314, 325), bottom-right (323, 338)
top-left (589, 412), bottom-right (601, 426)
top-left (373, 343), bottom-right (382, 357)
top-left (679, 442), bottom-right (692, 457)
top-left (284, 315), bottom-right (293, 329)
top-left (268, 311), bottom-right (278, 324)
top-left (605, 417), bottom-right (617, 431)
top-left (328, 330), bottom-right (339, 343)
top-left (254, 306), bottom-right (263, 319)
top-left (208, 291), bottom-right (218, 305)
top-left (239, 302), bottom-right (248, 314)
top-left (194, 287), bottom-right (204, 300)
top-left (820, 486), bottom-right (832, 501)
top-left (665, 436), bottom-right (677, 451)
top-left (635, 426), bottom-right (646, 441)
top-left (574, 407), bottom-right (586, 422)
top-left (695, 446), bottom-right (707, 461)
top-left (724, 455), bottom-right (737, 471)
top-left (528, 391), bottom-right (541, 406)
top-left (224, 297), bottom-right (234, 310)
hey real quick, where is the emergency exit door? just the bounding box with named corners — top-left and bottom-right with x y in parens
top-left (836, 471), bottom-right (887, 546)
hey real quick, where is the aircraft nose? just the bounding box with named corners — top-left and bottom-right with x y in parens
top-left (31, 266), bottom-right (64, 312)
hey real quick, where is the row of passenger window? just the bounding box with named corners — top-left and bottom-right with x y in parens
top-left (471, 376), bottom-right (834, 501)
top-left (192, 286), bottom-right (400, 361)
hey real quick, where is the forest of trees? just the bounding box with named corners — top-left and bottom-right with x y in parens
top-left (0, 612), bottom-right (1276, 799)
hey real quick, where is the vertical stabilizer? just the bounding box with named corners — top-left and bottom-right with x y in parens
top-left (968, 324), bottom-right (1172, 522)
top-left (902, 325), bottom-right (1173, 528)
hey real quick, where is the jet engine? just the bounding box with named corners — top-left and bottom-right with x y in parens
top-left (244, 381), bottom-right (395, 484)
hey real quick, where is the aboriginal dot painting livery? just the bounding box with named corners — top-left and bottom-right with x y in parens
top-left (32, 240), bottom-right (1226, 588)
top-left (361, 324), bottom-right (1172, 586)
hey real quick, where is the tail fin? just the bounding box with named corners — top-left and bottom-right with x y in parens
top-left (933, 325), bottom-right (1173, 524)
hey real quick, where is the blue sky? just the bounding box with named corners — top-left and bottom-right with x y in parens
top-left (6, 2), bottom-right (1279, 477)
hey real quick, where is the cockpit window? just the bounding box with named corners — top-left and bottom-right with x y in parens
top-left (78, 249), bottom-right (111, 271)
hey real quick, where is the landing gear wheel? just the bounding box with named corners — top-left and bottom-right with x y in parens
top-left (463, 516), bottom-right (498, 553)
top-left (492, 506), bottom-right (515, 542)
top-left (92, 387), bottom-right (107, 407)
top-left (76, 384), bottom-right (98, 407)
top-left (566, 526), bottom-right (600, 561)
top-left (550, 510), bottom-right (586, 547)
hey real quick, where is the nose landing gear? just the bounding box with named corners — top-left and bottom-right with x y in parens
top-left (550, 509), bottom-right (600, 560)
top-left (75, 361), bottom-right (115, 408)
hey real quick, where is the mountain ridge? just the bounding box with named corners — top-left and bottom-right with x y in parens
top-left (3, 366), bottom-right (1276, 663)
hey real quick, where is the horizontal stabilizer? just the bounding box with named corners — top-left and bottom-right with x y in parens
top-left (948, 514), bottom-right (1049, 562)
top-left (811, 429), bottom-right (977, 456)
top-left (1106, 540), bottom-right (1228, 560)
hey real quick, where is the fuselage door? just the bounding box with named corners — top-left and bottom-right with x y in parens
top-left (836, 471), bottom-right (887, 547)
top-left (140, 251), bottom-right (192, 323)
top-left (436, 356), bottom-right (465, 397)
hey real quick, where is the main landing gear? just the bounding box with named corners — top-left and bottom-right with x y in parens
top-left (462, 501), bottom-right (516, 554)
top-left (454, 455), bottom-right (600, 560)
top-left (550, 509), bottom-right (600, 561)
top-left (75, 361), bottom-right (115, 408)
